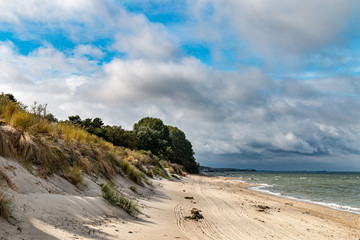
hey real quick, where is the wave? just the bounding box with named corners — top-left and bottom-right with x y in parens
top-left (248, 184), bottom-right (360, 215)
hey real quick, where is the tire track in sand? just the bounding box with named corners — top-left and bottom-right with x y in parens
top-left (175, 176), bottom-right (248, 240)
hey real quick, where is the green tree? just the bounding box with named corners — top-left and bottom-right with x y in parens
top-left (133, 117), bottom-right (170, 155)
top-left (5, 93), bottom-right (17, 103)
top-left (45, 113), bottom-right (58, 122)
top-left (102, 126), bottom-right (138, 149)
top-left (167, 126), bottom-right (198, 173)
top-left (68, 115), bottom-right (82, 125)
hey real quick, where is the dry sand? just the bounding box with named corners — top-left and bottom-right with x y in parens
top-left (1, 157), bottom-right (360, 240)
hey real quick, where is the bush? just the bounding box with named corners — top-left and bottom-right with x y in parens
top-left (102, 183), bottom-right (139, 216)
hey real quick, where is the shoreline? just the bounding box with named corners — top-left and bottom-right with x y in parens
top-left (218, 175), bottom-right (360, 230)
top-left (226, 176), bottom-right (360, 216)
top-left (213, 171), bottom-right (360, 216)
top-left (249, 184), bottom-right (360, 216)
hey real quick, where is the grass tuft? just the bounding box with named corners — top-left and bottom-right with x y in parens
top-left (129, 186), bottom-right (137, 193)
top-left (0, 188), bottom-right (10, 220)
top-left (64, 166), bottom-right (83, 186)
top-left (171, 174), bottom-right (181, 180)
top-left (153, 167), bottom-right (170, 180)
top-left (0, 169), bottom-right (17, 191)
top-left (78, 157), bottom-right (93, 174)
top-left (146, 169), bottom-right (154, 178)
top-left (102, 183), bottom-right (139, 216)
top-left (0, 130), bottom-right (16, 159)
top-left (10, 111), bottom-right (35, 131)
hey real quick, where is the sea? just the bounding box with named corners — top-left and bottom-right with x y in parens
top-left (207, 171), bottom-right (360, 214)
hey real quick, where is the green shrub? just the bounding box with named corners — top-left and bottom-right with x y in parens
top-left (102, 183), bottom-right (139, 216)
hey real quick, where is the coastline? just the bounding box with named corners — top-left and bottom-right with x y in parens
top-left (1, 174), bottom-right (360, 239)
top-left (224, 172), bottom-right (360, 216)
top-left (248, 183), bottom-right (360, 216)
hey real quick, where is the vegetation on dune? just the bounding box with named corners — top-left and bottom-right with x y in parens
top-left (0, 169), bottom-right (17, 191)
top-left (102, 182), bottom-right (139, 216)
top-left (64, 166), bottom-right (83, 187)
top-left (0, 93), bottom-right (192, 192)
top-left (0, 188), bottom-right (10, 220)
top-left (67, 115), bottom-right (199, 173)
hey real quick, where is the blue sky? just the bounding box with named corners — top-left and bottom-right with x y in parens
top-left (1, 0), bottom-right (360, 170)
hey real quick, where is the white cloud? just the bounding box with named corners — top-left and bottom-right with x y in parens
top-left (189, 0), bottom-right (359, 62)
top-left (113, 15), bottom-right (178, 60)
top-left (73, 45), bottom-right (104, 59)
top-left (0, 0), bottom-right (179, 60)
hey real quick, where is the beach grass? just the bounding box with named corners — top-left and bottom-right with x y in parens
top-left (64, 166), bottom-right (83, 186)
top-left (0, 93), bottom-right (190, 189)
top-left (102, 183), bottom-right (139, 216)
top-left (0, 169), bottom-right (17, 191)
top-left (0, 188), bottom-right (10, 220)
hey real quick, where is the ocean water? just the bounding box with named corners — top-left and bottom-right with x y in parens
top-left (208, 171), bottom-right (360, 214)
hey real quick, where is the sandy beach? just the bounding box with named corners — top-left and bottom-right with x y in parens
top-left (1, 157), bottom-right (360, 239)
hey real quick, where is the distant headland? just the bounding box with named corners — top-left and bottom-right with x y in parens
top-left (199, 166), bottom-right (256, 173)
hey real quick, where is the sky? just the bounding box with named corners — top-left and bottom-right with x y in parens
top-left (1, 0), bottom-right (360, 171)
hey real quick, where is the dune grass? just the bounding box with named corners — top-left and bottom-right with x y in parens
top-left (153, 167), bottom-right (171, 180)
top-left (0, 93), bottom-right (188, 188)
top-left (120, 159), bottom-right (146, 185)
top-left (0, 188), bottom-right (10, 220)
top-left (64, 166), bottom-right (83, 186)
top-left (146, 169), bottom-right (154, 178)
top-left (0, 169), bottom-right (17, 191)
top-left (102, 183), bottom-right (139, 216)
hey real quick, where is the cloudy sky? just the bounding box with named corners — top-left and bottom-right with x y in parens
top-left (1, 0), bottom-right (360, 171)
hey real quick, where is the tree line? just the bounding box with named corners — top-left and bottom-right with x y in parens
top-left (68, 116), bottom-right (199, 173)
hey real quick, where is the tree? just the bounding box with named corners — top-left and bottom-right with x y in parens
top-left (92, 118), bottom-right (104, 129)
top-left (133, 117), bottom-right (170, 155)
top-left (68, 115), bottom-right (82, 125)
top-left (167, 126), bottom-right (198, 173)
top-left (133, 117), bottom-right (199, 173)
top-left (45, 113), bottom-right (58, 122)
top-left (102, 126), bottom-right (138, 149)
top-left (5, 94), bottom-right (17, 103)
